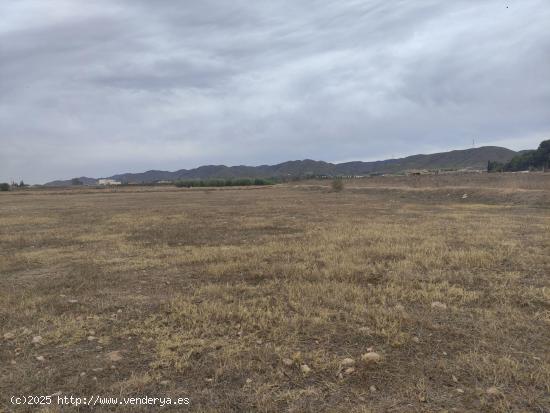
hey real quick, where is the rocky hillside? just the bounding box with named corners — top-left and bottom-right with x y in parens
top-left (45, 146), bottom-right (518, 185)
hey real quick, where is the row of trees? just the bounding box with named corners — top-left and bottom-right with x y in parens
top-left (488, 139), bottom-right (550, 172)
top-left (174, 178), bottom-right (275, 188)
top-left (0, 181), bottom-right (27, 191)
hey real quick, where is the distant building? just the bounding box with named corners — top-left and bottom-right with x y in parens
top-left (98, 179), bottom-right (121, 185)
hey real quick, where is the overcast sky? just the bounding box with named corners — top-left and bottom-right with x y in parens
top-left (1, 1), bottom-right (549, 183)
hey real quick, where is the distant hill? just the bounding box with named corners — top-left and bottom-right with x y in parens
top-left (45, 146), bottom-right (518, 185)
top-left (44, 176), bottom-right (98, 187)
top-left (337, 146), bottom-right (517, 175)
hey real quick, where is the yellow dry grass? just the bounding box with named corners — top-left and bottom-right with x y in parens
top-left (1, 174), bottom-right (549, 412)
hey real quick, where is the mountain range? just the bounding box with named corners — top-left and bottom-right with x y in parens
top-left (45, 146), bottom-right (518, 186)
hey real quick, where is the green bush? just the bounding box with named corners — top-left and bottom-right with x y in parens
top-left (487, 161), bottom-right (504, 172)
top-left (233, 178), bottom-right (252, 186)
top-left (0, 183), bottom-right (10, 191)
top-left (175, 178), bottom-right (274, 188)
top-left (254, 178), bottom-right (272, 185)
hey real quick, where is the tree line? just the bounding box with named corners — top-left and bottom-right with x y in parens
top-left (0, 181), bottom-right (27, 191)
top-left (174, 178), bottom-right (275, 188)
top-left (488, 139), bottom-right (549, 172)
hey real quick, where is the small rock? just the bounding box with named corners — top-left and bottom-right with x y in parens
top-left (160, 380), bottom-right (170, 386)
top-left (68, 299), bottom-right (78, 304)
top-left (452, 375), bottom-right (458, 383)
top-left (87, 336), bottom-right (97, 341)
top-left (32, 336), bottom-right (42, 344)
top-left (366, 347), bottom-right (374, 352)
top-left (21, 328), bottom-right (31, 335)
top-left (344, 367), bottom-right (355, 374)
top-left (92, 376), bottom-right (98, 381)
top-left (442, 351), bottom-right (448, 356)
top-left (106, 351), bottom-right (123, 362)
top-left (358, 327), bottom-right (370, 334)
top-left (117, 309), bottom-right (123, 313)
top-left (300, 364), bottom-right (311, 374)
top-left (256, 339), bottom-right (263, 345)
top-left (361, 352), bottom-right (381, 364)
top-left (282, 358), bottom-right (294, 367)
top-left (36, 356), bottom-right (45, 362)
top-left (3, 332), bottom-right (15, 340)
top-left (431, 301), bottom-right (447, 310)
top-left (456, 388), bottom-right (464, 394)
top-left (486, 386), bottom-right (500, 396)
top-left (205, 378), bottom-right (213, 382)
top-left (395, 304), bottom-right (405, 311)
top-left (245, 378), bottom-right (253, 384)
top-left (80, 372), bottom-right (86, 377)
top-left (92, 368), bottom-right (103, 372)
top-left (369, 385), bottom-right (377, 392)
top-left (461, 194), bottom-right (468, 199)
top-left (341, 358), bottom-right (355, 367)
top-left (10, 360), bottom-right (16, 365)
top-left (412, 336), bottom-right (420, 343)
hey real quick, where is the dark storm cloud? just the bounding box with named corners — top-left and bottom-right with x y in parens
top-left (1, 0), bottom-right (549, 183)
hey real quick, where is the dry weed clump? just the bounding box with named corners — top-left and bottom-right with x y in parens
top-left (331, 179), bottom-right (345, 192)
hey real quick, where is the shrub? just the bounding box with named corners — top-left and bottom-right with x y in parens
top-left (254, 178), bottom-right (274, 185)
top-left (331, 178), bottom-right (344, 192)
top-left (487, 161), bottom-right (504, 173)
top-left (233, 178), bottom-right (253, 186)
top-left (0, 183), bottom-right (9, 191)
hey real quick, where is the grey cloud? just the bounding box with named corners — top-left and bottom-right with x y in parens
top-left (93, 56), bottom-right (236, 91)
top-left (1, 0), bottom-right (549, 183)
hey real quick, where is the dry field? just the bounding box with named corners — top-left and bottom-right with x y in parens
top-left (1, 173), bottom-right (549, 412)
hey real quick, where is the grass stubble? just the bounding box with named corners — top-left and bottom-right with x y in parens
top-left (1, 173), bottom-right (549, 412)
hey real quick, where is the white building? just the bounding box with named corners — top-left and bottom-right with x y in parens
top-left (98, 179), bottom-right (121, 185)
